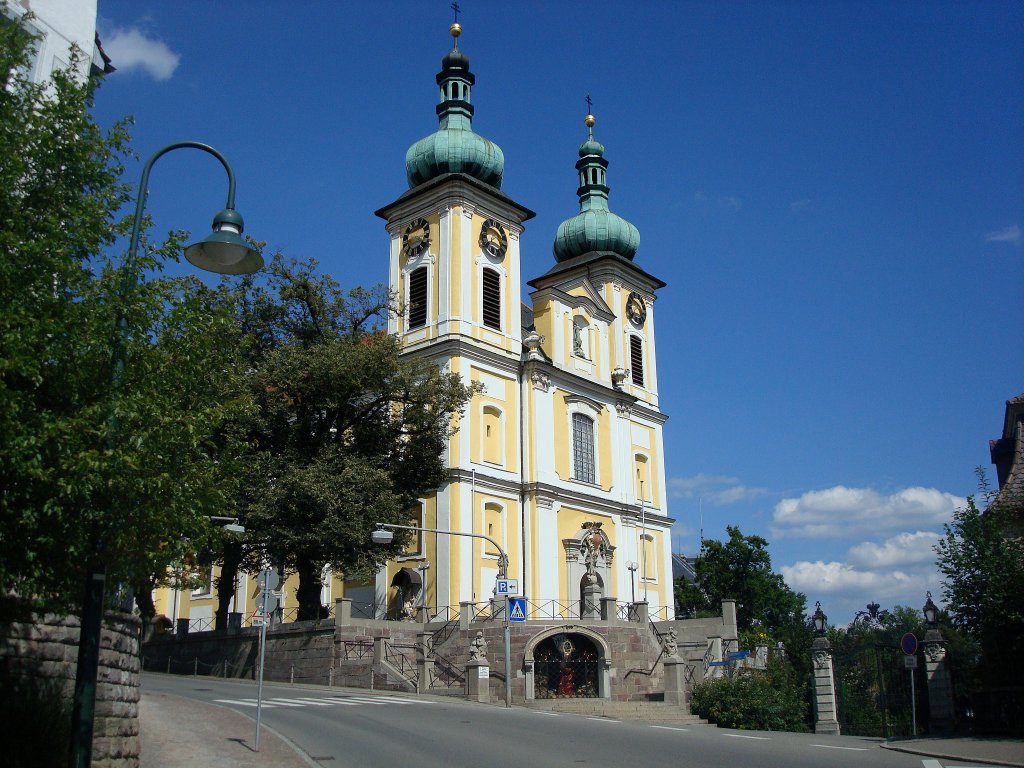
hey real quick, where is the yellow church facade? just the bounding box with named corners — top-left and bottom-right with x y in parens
top-left (151, 22), bottom-right (676, 631)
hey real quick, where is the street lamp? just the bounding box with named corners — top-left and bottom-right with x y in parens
top-left (812, 601), bottom-right (828, 636)
top-left (371, 523), bottom-right (512, 707)
top-left (69, 141), bottom-right (263, 768)
top-left (923, 591), bottom-right (939, 627)
top-left (626, 561), bottom-right (638, 604)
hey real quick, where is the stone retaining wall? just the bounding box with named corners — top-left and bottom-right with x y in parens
top-left (0, 608), bottom-right (141, 767)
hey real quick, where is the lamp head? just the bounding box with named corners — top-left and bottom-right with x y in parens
top-left (923, 591), bottom-right (939, 626)
top-left (371, 529), bottom-right (394, 545)
top-left (812, 601), bottom-right (827, 636)
top-left (185, 208), bottom-right (264, 275)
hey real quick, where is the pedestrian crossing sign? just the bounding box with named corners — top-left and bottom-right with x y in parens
top-left (509, 597), bottom-right (527, 622)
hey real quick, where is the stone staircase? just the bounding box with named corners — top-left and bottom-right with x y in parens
top-left (523, 698), bottom-right (708, 726)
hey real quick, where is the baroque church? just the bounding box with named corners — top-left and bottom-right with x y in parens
top-left (361, 19), bottom-right (674, 621)
top-left (153, 19), bottom-right (675, 630)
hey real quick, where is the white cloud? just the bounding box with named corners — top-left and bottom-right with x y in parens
top-left (984, 225), bottom-right (1022, 245)
top-left (693, 191), bottom-right (742, 212)
top-left (104, 27), bottom-right (180, 81)
top-left (847, 531), bottom-right (939, 569)
top-left (772, 485), bottom-right (963, 539)
top-left (668, 473), bottom-right (768, 505)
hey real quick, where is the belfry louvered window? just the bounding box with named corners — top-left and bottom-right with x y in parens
top-left (408, 266), bottom-right (427, 328)
top-left (482, 267), bottom-right (501, 330)
top-left (630, 336), bottom-right (644, 387)
top-left (572, 413), bottom-right (596, 484)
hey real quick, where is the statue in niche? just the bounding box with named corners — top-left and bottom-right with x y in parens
top-left (580, 522), bottom-right (607, 581)
top-left (469, 630), bottom-right (488, 662)
top-left (572, 320), bottom-right (585, 357)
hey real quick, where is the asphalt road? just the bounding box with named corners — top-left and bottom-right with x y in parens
top-left (142, 673), bottom-right (939, 768)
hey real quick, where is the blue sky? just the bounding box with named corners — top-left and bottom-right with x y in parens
top-left (90, 1), bottom-right (1023, 624)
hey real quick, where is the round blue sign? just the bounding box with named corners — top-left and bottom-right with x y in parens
top-left (900, 632), bottom-right (918, 656)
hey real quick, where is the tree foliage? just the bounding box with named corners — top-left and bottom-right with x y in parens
top-left (935, 484), bottom-right (1024, 665)
top-left (0, 22), bottom-right (251, 613)
top-left (226, 255), bottom-right (476, 620)
top-left (675, 526), bottom-right (807, 636)
top-left (690, 657), bottom-right (809, 732)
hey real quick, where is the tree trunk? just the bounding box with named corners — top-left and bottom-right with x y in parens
top-left (134, 575), bottom-right (157, 642)
top-left (215, 539), bottom-right (243, 632)
top-left (295, 554), bottom-right (326, 621)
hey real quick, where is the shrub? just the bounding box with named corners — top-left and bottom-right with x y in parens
top-left (690, 658), bottom-right (809, 732)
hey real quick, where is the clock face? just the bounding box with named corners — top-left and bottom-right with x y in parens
top-left (626, 292), bottom-right (647, 326)
top-left (479, 218), bottom-right (508, 259)
top-left (402, 218), bottom-right (430, 258)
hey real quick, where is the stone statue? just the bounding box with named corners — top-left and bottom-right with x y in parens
top-left (469, 630), bottom-right (488, 662)
top-left (580, 523), bottom-right (606, 578)
top-left (572, 321), bottom-right (584, 357)
top-left (661, 628), bottom-right (678, 659)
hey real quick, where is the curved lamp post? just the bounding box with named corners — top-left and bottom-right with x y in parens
top-left (371, 523), bottom-right (512, 708)
top-left (70, 142), bottom-right (263, 768)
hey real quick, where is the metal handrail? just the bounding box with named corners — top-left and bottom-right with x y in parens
top-left (339, 640), bottom-right (373, 660)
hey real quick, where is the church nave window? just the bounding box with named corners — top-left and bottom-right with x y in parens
top-left (408, 266), bottom-right (428, 329)
top-left (572, 412), bottom-right (596, 484)
top-left (482, 267), bottom-right (501, 330)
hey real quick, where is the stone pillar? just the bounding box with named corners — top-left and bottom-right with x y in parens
top-left (466, 660), bottom-right (490, 702)
top-left (175, 618), bottom-right (189, 639)
top-left (663, 657), bottom-right (688, 707)
top-left (416, 631), bottom-right (435, 693)
top-left (707, 636), bottom-right (722, 679)
top-left (923, 629), bottom-right (955, 735)
top-left (334, 597), bottom-right (352, 626)
top-left (581, 578), bottom-right (602, 619)
top-left (600, 597), bottom-right (618, 623)
top-left (812, 636), bottom-right (841, 735)
top-left (227, 612), bottom-right (242, 634)
top-left (459, 600), bottom-right (475, 630)
top-left (372, 636), bottom-right (386, 666)
top-left (629, 600), bottom-right (649, 624)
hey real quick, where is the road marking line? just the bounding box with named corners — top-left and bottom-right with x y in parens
top-left (263, 699), bottom-right (306, 707)
top-left (588, 717), bottom-right (620, 722)
top-left (811, 745), bottom-right (868, 751)
top-left (650, 726), bottom-right (689, 732)
top-left (213, 699), bottom-right (277, 708)
top-left (723, 734), bottom-right (770, 740)
top-left (280, 698), bottom-right (336, 706)
top-left (921, 761), bottom-right (944, 768)
top-left (383, 696), bottom-right (439, 704)
top-left (322, 698), bottom-right (362, 706)
top-left (340, 697), bottom-right (390, 705)
top-left (532, 711), bottom-right (562, 717)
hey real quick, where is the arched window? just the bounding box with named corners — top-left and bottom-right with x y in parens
top-left (640, 533), bottom-right (657, 583)
top-left (483, 502), bottom-right (503, 557)
top-left (482, 267), bottom-right (501, 330)
top-left (482, 405), bottom-right (502, 465)
top-left (572, 413), bottom-right (596, 484)
top-left (634, 454), bottom-right (650, 501)
top-left (630, 336), bottom-right (644, 387)
top-left (408, 266), bottom-right (428, 328)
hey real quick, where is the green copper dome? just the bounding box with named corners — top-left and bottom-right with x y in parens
top-left (553, 115), bottom-right (639, 262)
top-left (405, 29), bottom-right (504, 190)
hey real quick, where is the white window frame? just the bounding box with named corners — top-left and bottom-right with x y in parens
top-left (478, 403), bottom-right (505, 467)
top-left (565, 396), bottom-right (603, 486)
top-left (480, 499), bottom-right (506, 562)
top-left (403, 253), bottom-right (433, 332)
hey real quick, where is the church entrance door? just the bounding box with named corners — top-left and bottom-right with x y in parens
top-left (533, 633), bottom-right (600, 698)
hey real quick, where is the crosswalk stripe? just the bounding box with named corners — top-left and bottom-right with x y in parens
top-left (340, 697), bottom-right (390, 705)
top-left (322, 698), bottom-right (362, 706)
top-left (213, 699), bottom-right (277, 708)
top-left (264, 699), bottom-right (306, 707)
top-left (275, 698), bottom-right (336, 706)
top-left (384, 696), bottom-right (438, 705)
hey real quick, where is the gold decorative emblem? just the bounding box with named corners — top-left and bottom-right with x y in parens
top-left (561, 638), bottom-right (575, 658)
top-left (626, 292), bottom-right (646, 325)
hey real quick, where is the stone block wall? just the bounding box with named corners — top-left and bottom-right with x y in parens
top-left (0, 608), bottom-right (141, 768)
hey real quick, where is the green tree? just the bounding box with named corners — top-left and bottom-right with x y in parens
top-left (227, 255), bottom-right (475, 620)
top-left (935, 484), bottom-right (1024, 675)
top-left (675, 526), bottom-right (807, 635)
top-left (0, 21), bottom-right (251, 614)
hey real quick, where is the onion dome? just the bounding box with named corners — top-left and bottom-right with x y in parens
top-left (553, 112), bottom-right (639, 262)
top-left (405, 22), bottom-right (504, 190)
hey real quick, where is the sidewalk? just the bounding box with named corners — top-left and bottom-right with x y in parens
top-left (881, 736), bottom-right (1023, 767)
top-left (139, 691), bottom-right (314, 768)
